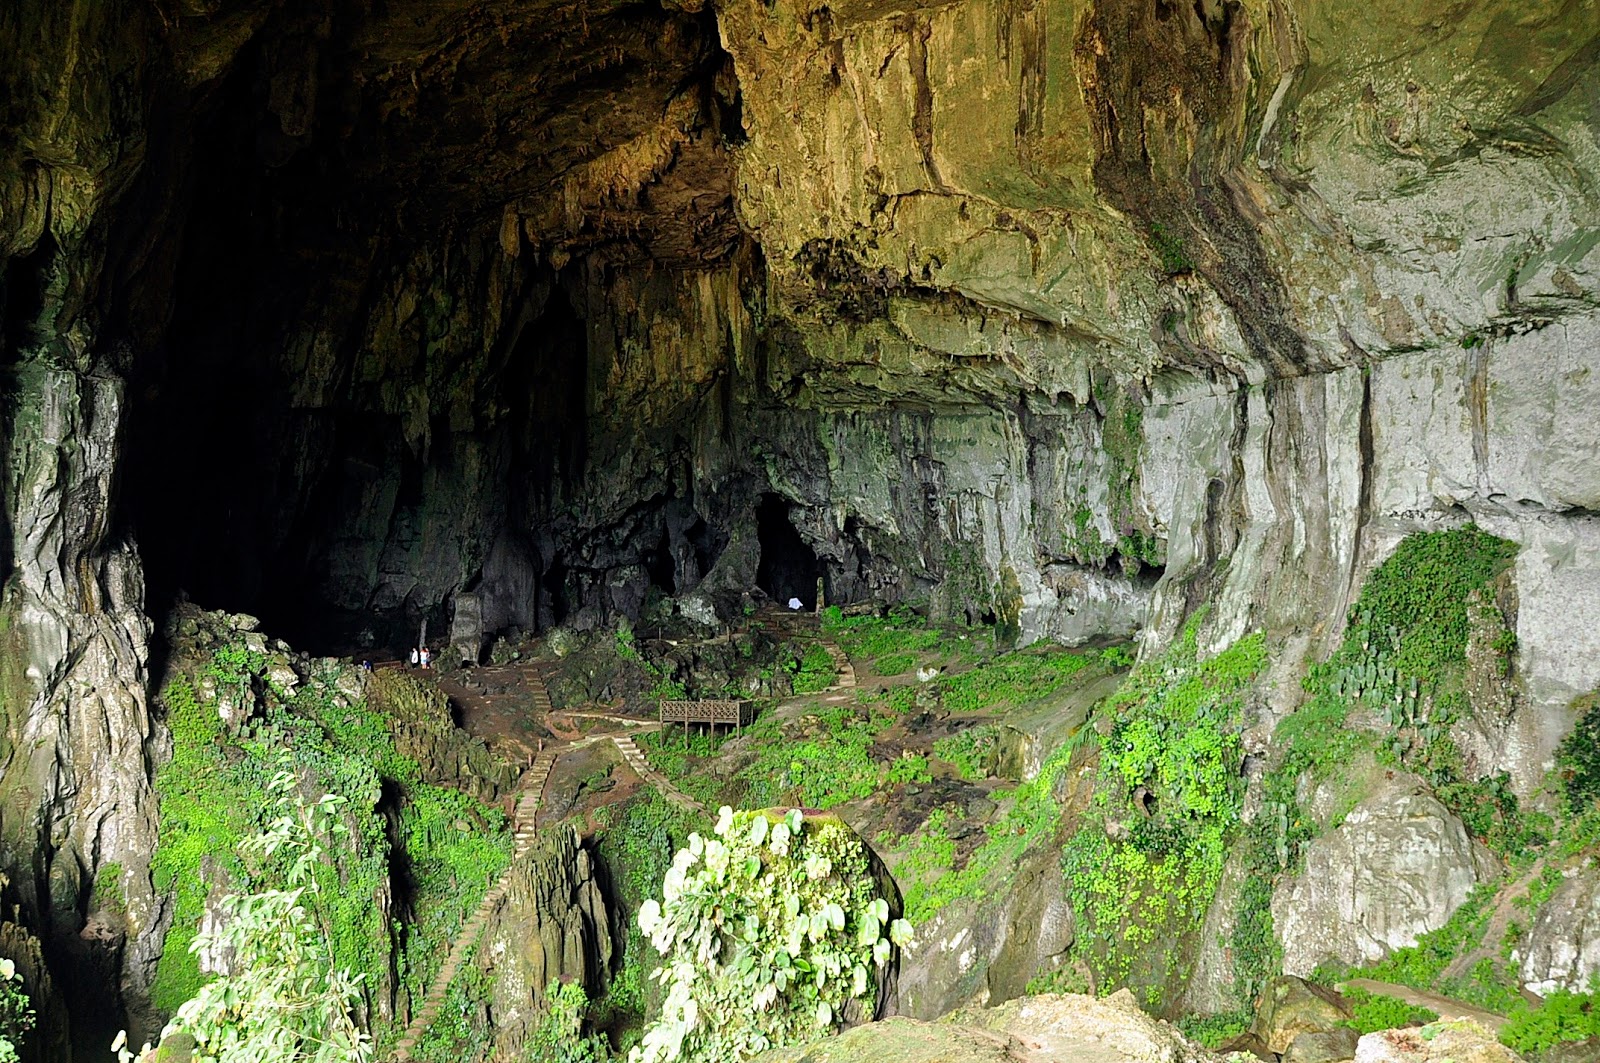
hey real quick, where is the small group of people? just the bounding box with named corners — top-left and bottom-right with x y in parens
top-left (409, 646), bottom-right (434, 669)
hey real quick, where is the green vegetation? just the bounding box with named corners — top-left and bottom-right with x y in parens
top-left (525, 982), bottom-right (610, 1063)
top-left (1339, 986), bottom-right (1438, 1034)
top-left (1149, 222), bottom-right (1194, 275)
top-left (873, 652), bottom-right (916, 677)
top-left (937, 648), bottom-right (1092, 713)
top-left (94, 861), bottom-right (127, 917)
top-left (932, 725), bottom-right (1000, 781)
top-left (1313, 886), bottom-right (1524, 1017)
top-left (127, 773), bottom-right (373, 1063)
top-left (888, 730), bottom-right (1093, 925)
top-left (630, 808), bottom-right (912, 1063)
top-left (1239, 525), bottom-right (1528, 1003)
top-left (1500, 990), bottom-right (1600, 1054)
top-left (413, 962), bottom-right (493, 1063)
top-left (1060, 619), bottom-right (1266, 1000)
top-left (1177, 1009), bottom-right (1250, 1049)
top-left (1557, 693), bottom-right (1600, 813)
top-left (0, 957), bottom-right (34, 1063)
top-left (642, 696), bottom-right (922, 812)
top-left (822, 605), bottom-right (944, 660)
top-left (593, 790), bottom-right (704, 1040)
top-left (789, 643), bottom-right (837, 694)
top-left (149, 643), bottom-right (511, 1043)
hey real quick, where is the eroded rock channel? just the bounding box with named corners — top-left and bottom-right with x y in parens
top-left (2, 1), bottom-right (1599, 1061)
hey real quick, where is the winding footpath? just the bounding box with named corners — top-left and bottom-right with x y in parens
top-left (392, 627), bottom-right (856, 1058)
top-left (391, 748), bottom-right (558, 1062)
top-left (611, 733), bottom-right (706, 813)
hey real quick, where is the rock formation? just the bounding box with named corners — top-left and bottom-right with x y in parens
top-left (2, 0), bottom-right (1599, 1051)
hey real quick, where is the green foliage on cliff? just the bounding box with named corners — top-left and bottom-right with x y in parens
top-left (526, 982), bottom-right (610, 1063)
top-left (1061, 616), bottom-right (1266, 1003)
top-left (628, 808), bottom-right (911, 1063)
top-left (593, 789), bottom-right (704, 1038)
top-left (1501, 990), bottom-right (1600, 1053)
top-left (149, 642), bottom-right (511, 1041)
top-left (888, 729), bottom-right (1094, 925)
top-left (1557, 692), bottom-right (1600, 813)
top-left (137, 773), bottom-right (373, 1063)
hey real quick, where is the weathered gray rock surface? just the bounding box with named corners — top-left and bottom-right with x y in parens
top-left (1521, 866), bottom-right (1600, 996)
top-left (1273, 778), bottom-right (1496, 975)
top-left (3, 0), bottom-right (1600, 1040)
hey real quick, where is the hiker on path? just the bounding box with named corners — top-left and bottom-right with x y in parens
top-left (409, 647), bottom-right (420, 668)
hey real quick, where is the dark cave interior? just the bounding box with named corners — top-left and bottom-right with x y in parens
top-left (755, 492), bottom-right (820, 610)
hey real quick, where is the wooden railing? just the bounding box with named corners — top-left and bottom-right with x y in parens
top-left (658, 698), bottom-right (755, 735)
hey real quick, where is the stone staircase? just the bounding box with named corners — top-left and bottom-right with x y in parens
top-left (610, 734), bottom-right (705, 814)
top-left (391, 749), bottom-right (558, 1062)
top-left (522, 667), bottom-right (554, 716)
top-left (819, 640), bottom-right (856, 691)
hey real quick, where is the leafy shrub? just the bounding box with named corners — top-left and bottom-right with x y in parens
top-left (123, 770), bottom-right (372, 1063)
top-left (1558, 694), bottom-right (1600, 813)
top-left (0, 958), bottom-right (34, 1063)
top-left (1177, 1009), bottom-right (1250, 1049)
top-left (1501, 990), bottom-right (1600, 1053)
top-left (1339, 987), bottom-right (1438, 1034)
top-left (884, 753), bottom-right (931, 786)
top-left (629, 808), bottom-right (912, 1063)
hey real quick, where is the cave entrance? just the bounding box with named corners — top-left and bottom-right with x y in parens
top-left (755, 494), bottom-right (819, 609)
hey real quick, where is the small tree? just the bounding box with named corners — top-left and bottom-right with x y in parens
top-left (117, 766), bottom-right (372, 1063)
top-left (630, 807), bottom-right (912, 1063)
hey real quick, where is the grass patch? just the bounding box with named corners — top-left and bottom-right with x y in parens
top-left (937, 648), bottom-right (1092, 713)
top-left (822, 605), bottom-right (945, 659)
top-left (874, 652), bottom-right (917, 677)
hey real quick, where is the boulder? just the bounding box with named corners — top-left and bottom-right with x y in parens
top-left (1273, 778), bottom-right (1494, 974)
top-left (1284, 1029), bottom-right (1362, 1063)
top-left (1353, 1020), bottom-right (1524, 1063)
top-left (1521, 866), bottom-right (1600, 995)
top-left (475, 826), bottom-right (614, 1052)
top-left (1251, 976), bottom-right (1355, 1055)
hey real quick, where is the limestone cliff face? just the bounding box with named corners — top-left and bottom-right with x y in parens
top-left (1, 0), bottom-right (1599, 1037)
